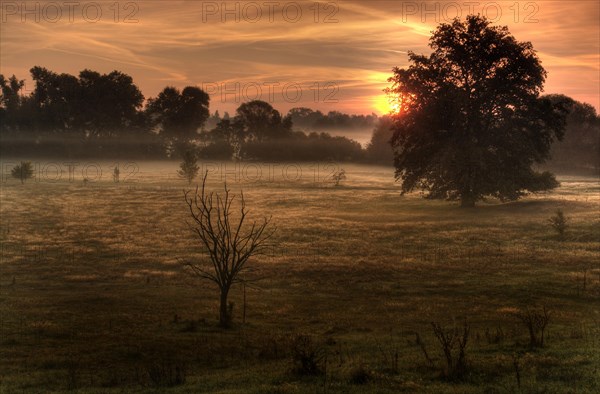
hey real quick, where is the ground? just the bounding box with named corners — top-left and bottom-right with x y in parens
top-left (0, 161), bottom-right (599, 393)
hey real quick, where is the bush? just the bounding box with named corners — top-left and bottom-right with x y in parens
top-left (549, 209), bottom-right (568, 238)
top-left (332, 169), bottom-right (346, 186)
top-left (418, 321), bottom-right (471, 380)
top-left (290, 334), bottom-right (326, 375)
top-left (514, 306), bottom-right (550, 348)
top-left (178, 149), bottom-right (199, 185)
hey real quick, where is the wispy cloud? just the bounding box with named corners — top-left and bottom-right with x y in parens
top-left (1, 0), bottom-right (598, 114)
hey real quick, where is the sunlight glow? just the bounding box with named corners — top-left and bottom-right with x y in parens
top-left (373, 94), bottom-right (401, 115)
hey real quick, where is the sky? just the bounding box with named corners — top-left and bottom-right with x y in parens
top-left (1, 0), bottom-right (599, 117)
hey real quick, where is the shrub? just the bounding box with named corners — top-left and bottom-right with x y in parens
top-left (290, 334), bottom-right (326, 375)
top-left (332, 169), bottom-right (346, 186)
top-left (418, 321), bottom-right (471, 380)
top-left (11, 161), bottom-right (34, 184)
top-left (514, 306), bottom-right (550, 348)
top-left (178, 149), bottom-right (199, 185)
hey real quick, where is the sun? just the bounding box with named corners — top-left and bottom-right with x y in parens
top-left (373, 94), bottom-right (401, 115)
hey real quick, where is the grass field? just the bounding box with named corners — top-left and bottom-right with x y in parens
top-left (0, 161), bottom-right (599, 393)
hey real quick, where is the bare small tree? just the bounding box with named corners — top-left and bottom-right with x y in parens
top-left (184, 172), bottom-right (274, 327)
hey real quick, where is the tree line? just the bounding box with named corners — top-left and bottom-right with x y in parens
top-left (0, 69), bottom-right (370, 161)
top-left (1, 64), bottom-right (597, 172)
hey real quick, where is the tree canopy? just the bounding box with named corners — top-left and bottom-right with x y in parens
top-left (234, 100), bottom-right (292, 142)
top-left (388, 15), bottom-right (567, 207)
top-left (146, 86), bottom-right (210, 140)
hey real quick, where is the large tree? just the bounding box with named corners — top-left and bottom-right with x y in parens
top-left (388, 15), bottom-right (566, 207)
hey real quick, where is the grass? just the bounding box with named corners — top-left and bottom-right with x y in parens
top-left (0, 161), bottom-right (599, 392)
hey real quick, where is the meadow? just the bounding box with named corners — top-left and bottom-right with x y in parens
top-left (0, 161), bottom-right (599, 393)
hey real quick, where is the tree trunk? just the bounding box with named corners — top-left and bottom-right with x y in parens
top-left (218, 287), bottom-right (231, 327)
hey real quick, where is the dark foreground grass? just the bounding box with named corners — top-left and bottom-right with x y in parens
top-left (0, 162), bottom-right (599, 392)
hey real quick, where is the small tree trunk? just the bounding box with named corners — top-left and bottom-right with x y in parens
top-left (219, 287), bottom-right (230, 327)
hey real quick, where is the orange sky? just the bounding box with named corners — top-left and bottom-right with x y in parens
top-left (1, 0), bottom-right (598, 116)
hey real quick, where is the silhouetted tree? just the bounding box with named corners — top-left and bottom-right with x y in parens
top-left (0, 74), bottom-right (25, 132)
top-left (78, 69), bottom-right (144, 137)
top-left (288, 107), bottom-right (378, 133)
top-left (146, 86), bottom-right (210, 154)
top-left (388, 16), bottom-right (566, 207)
top-left (184, 173), bottom-right (274, 327)
top-left (29, 66), bottom-right (81, 133)
top-left (544, 94), bottom-right (600, 172)
top-left (11, 161), bottom-right (34, 184)
top-left (201, 118), bottom-right (244, 160)
top-left (204, 110), bottom-right (222, 131)
top-left (235, 100), bottom-right (292, 142)
top-left (242, 131), bottom-right (364, 162)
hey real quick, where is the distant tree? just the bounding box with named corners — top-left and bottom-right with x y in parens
top-left (388, 15), bottom-right (566, 207)
top-left (544, 94), bottom-right (600, 172)
top-left (204, 110), bottom-right (222, 131)
top-left (11, 161), bottom-right (34, 184)
top-left (287, 107), bottom-right (322, 130)
top-left (146, 86), bottom-right (210, 153)
top-left (366, 116), bottom-right (395, 165)
top-left (201, 118), bottom-right (244, 160)
top-left (288, 107), bottom-right (378, 133)
top-left (178, 149), bottom-right (200, 184)
top-left (235, 100), bottom-right (292, 142)
top-left (241, 131), bottom-right (364, 162)
top-left (184, 173), bottom-right (274, 327)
